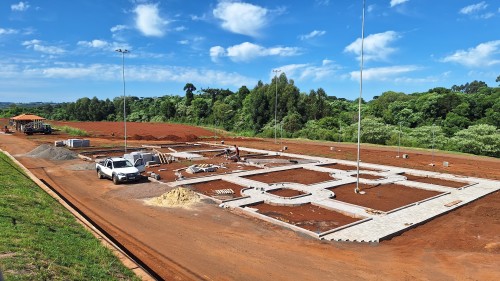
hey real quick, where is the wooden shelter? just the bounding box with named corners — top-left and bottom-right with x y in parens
top-left (10, 114), bottom-right (46, 131)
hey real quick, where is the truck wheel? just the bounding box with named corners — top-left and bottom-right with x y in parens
top-left (112, 175), bottom-right (120, 185)
top-left (97, 170), bottom-right (104, 179)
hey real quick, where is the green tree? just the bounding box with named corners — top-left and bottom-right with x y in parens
top-left (183, 83), bottom-right (196, 106)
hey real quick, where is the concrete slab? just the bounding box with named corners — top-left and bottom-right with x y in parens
top-left (167, 144), bottom-right (500, 243)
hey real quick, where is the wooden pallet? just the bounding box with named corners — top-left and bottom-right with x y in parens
top-left (214, 189), bottom-right (234, 195)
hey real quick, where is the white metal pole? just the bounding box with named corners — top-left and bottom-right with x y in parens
top-left (116, 49), bottom-right (129, 153)
top-left (398, 122), bottom-right (401, 158)
top-left (355, 0), bottom-right (366, 194)
top-left (272, 69), bottom-right (281, 144)
top-left (431, 123), bottom-right (435, 165)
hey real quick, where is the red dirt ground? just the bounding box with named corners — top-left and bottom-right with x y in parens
top-left (349, 173), bottom-right (385, 180)
top-left (404, 173), bottom-right (470, 188)
top-left (329, 183), bottom-right (443, 212)
top-left (183, 179), bottom-right (247, 199)
top-left (145, 158), bottom-right (260, 182)
top-left (250, 202), bottom-right (361, 233)
top-left (49, 120), bottom-right (214, 142)
top-left (267, 188), bottom-right (307, 197)
top-left (321, 163), bottom-right (381, 172)
top-left (244, 168), bottom-right (335, 185)
top-left (2, 120), bottom-right (500, 280)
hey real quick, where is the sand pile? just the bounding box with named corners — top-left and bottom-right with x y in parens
top-left (146, 187), bottom-right (200, 208)
top-left (27, 144), bottom-right (78, 160)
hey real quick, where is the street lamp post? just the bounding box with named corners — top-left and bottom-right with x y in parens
top-left (431, 123), bottom-right (435, 166)
top-left (397, 121), bottom-right (402, 158)
top-left (355, 0), bottom-right (366, 194)
top-left (115, 49), bottom-right (129, 153)
top-left (272, 69), bottom-right (281, 144)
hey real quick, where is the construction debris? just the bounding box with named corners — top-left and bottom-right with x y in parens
top-left (157, 152), bottom-right (175, 164)
top-left (186, 164), bottom-right (219, 174)
top-left (444, 200), bottom-right (462, 207)
top-left (214, 189), bottom-right (234, 195)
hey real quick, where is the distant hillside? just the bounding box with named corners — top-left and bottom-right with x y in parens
top-left (0, 102), bottom-right (58, 109)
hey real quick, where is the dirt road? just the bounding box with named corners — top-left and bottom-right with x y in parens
top-left (1, 131), bottom-right (499, 280)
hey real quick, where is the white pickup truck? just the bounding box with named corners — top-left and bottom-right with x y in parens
top-left (96, 157), bottom-right (145, 184)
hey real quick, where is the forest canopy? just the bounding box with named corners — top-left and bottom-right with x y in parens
top-left (1, 75), bottom-right (499, 157)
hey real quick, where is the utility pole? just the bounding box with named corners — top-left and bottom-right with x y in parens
top-left (355, 0), bottom-right (366, 194)
top-left (272, 69), bottom-right (281, 144)
top-left (398, 121), bottom-right (402, 158)
top-left (115, 49), bottom-right (130, 153)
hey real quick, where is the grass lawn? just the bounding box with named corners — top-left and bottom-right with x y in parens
top-left (0, 152), bottom-right (139, 280)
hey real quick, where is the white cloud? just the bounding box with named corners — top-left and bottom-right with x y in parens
top-left (190, 14), bottom-right (207, 21)
top-left (77, 40), bottom-right (131, 52)
top-left (276, 60), bottom-right (340, 82)
top-left (23, 63), bottom-right (255, 87)
top-left (390, 0), bottom-right (409, 8)
top-left (22, 39), bottom-right (65, 55)
top-left (0, 28), bottom-right (19, 35)
top-left (11, 1), bottom-right (30, 11)
top-left (344, 31), bottom-right (400, 61)
top-left (78, 39), bottom-right (108, 48)
top-left (210, 46), bottom-right (226, 62)
top-left (211, 42), bottom-right (300, 62)
top-left (441, 40), bottom-right (500, 67)
top-left (459, 2), bottom-right (487, 15)
top-left (349, 65), bottom-right (420, 81)
top-left (213, 1), bottom-right (268, 37)
top-left (178, 40), bottom-right (189, 45)
top-left (299, 30), bottom-right (326, 40)
top-left (134, 4), bottom-right (168, 37)
top-left (110, 25), bottom-right (127, 33)
top-left (367, 5), bottom-right (375, 13)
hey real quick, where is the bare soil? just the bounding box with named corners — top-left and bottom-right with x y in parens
top-left (49, 120), bottom-right (214, 142)
top-left (250, 202), bottom-right (361, 233)
top-left (349, 173), bottom-right (385, 180)
top-left (320, 163), bottom-right (381, 172)
top-left (267, 188), bottom-right (307, 197)
top-left (404, 173), bottom-right (470, 188)
top-left (183, 179), bottom-right (247, 199)
top-left (329, 183), bottom-right (443, 212)
top-left (244, 168), bottom-right (335, 185)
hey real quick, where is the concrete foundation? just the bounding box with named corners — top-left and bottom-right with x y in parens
top-left (168, 143), bottom-right (500, 243)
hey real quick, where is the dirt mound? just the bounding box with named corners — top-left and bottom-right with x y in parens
top-left (27, 144), bottom-right (78, 160)
top-left (145, 187), bottom-right (200, 208)
top-left (129, 134), bottom-right (158, 141)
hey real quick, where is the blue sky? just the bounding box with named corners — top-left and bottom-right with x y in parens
top-left (1, 0), bottom-right (499, 103)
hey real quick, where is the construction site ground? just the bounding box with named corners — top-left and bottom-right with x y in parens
top-left (0, 120), bottom-right (499, 280)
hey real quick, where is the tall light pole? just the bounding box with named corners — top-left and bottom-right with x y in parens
top-left (116, 49), bottom-right (129, 153)
top-left (398, 121), bottom-right (402, 158)
top-left (431, 123), bottom-right (435, 166)
top-left (272, 69), bottom-right (281, 144)
top-left (355, 0), bottom-right (366, 194)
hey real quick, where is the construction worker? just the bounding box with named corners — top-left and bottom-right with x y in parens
top-left (229, 145), bottom-right (240, 162)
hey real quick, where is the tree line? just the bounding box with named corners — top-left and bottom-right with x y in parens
top-left (1, 75), bottom-right (499, 157)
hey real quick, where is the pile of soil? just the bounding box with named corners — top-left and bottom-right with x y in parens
top-left (26, 144), bottom-right (78, 160)
top-left (145, 187), bottom-right (200, 208)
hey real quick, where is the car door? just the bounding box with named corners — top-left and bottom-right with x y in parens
top-left (134, 158), bottom-right (146, 173)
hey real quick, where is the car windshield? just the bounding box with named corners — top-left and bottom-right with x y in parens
top-left (113, 160), bottom-right (133, 168)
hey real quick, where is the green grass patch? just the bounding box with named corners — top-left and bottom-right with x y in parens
top-left (0, 152), bottom-right (139, 280)
top-left (56, 125), bottom-right (89, 137)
